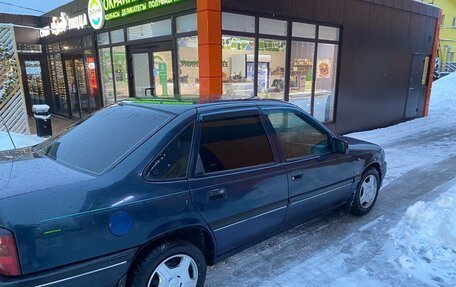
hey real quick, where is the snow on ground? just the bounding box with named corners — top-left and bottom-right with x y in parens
top-left (0, 131), bottom-right (44, 151)
top-left (389, 181), bottom-right (456, 285)
top-left (349, 72), bottom-right (456, 186)
top-left (328, 180), bottom-right (456, 287)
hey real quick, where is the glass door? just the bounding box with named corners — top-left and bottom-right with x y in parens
top-left (64, 59), bottom-right (81, 120)
top-left (22, 60), bottom-right (46, 115)
top-left (63, 56), bottom-right (91, 119)
top-left (129, 42), bottom-right (175, 98)
top-left (153, 51), bottom-right (174, 97)
top-left (132, 53), bottom-right (152, 97)
top-left (74, 58), bottom-right (90, 118)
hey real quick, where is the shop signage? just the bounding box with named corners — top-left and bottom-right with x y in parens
top-left (88, 0), bottom-right (184, 29)
top-left (41, 12), bottom-right (88, 36)
top-left (104, 0), bottom-right (183, 21)
top-left (88, 0), bottom-right (105, 30)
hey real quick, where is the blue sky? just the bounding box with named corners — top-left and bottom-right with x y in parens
top-left (0, 0), bottom-right (72, 15)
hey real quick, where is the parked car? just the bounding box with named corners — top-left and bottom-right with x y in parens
top-left (0, 99), bottom-right (386, 287)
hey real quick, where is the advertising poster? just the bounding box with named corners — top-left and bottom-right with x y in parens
top-left (317, 59), bottom-right (332, 79)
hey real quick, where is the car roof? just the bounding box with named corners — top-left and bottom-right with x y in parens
top-left (120, 97), bottom-right (295, 115)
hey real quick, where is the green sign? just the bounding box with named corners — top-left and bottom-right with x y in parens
top-left (101, 0), bottom-right (184, 21)
top-left (158, 62), bottom-right (168, 96)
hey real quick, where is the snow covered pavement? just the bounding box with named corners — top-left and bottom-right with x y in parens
top-left (0, 131), bottom-right (44, 152)
top-left (205, 73), bottom-right (456, 286)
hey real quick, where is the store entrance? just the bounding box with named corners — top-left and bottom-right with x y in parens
top-left (62, 56), bottom-right (91, 119)
top-left (128, 42), bottom-right (175, 98)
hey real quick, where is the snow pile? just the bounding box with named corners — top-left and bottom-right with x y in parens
top-left (429, 72), bottom-right (456, 115)
top-left (388, 183), bottom-right (456, 284)
top-left (0, 131), bottom-right (44, 152)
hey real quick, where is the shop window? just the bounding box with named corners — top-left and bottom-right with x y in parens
top-left (314, 43), bottom-right (338, 122)
top-left (178, 36), bottom-right (200, 95)
top-left (127, 19), bottom-right (172, 41)
top-left (222, 36), bottom-right (255, 98)
top-left (99, 48), bottom-right (115, 106)
top-left (24, 61), bottom-right (46, 105)
top-left (112, 46), bottom-right (129, 101)
top-left (292, 22), bottom-right (316, 39)
top-left (110, 29), bottom-right (125, 44)
top-left (319, 26), bottom-right (340, 41)
top-left (84, 50), bottom-right (100, 110)
top-left (177, 14), bottom-right (197, 33)
top-left (61, 38), bottom-right (82, 51)
top-left (128, 23), bottom-right (150, 41)
top-left (48, 42), bottom-right (61, 53)
top-left (97, 32), bottom-right (109, 45)
top-left (151, 19), bottom-right (172, 37)
top-left (259, 18), bottom-right (287, 36)
top-left (257, 39), bottom-right (287, 100)
top-left (222, 12), bottom-right (255, 33)
top-left (84, 35), bottom-right (93, 48)
top-left (289, 41), bottom-right (315, 114)
top-left (49, 53), bottom-right (68, 115)
top-left (154, 51), bottom-right (175, 97)
top-left (17, 43), bottom-right (42, 53)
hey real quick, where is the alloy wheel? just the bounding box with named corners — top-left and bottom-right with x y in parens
top-left (147, 254), bottom-right (198, 287)
top-left (359, 174), bottom-right (378, 209)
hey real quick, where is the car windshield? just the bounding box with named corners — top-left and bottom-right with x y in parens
top-left (35, 104), bottom-right (172, 174)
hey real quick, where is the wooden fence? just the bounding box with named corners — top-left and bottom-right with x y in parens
top-left (0, 24), bottom-right (29, 134)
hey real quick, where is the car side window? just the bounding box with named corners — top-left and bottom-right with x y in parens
top-left (196, 115), bottom-right (274, 175)
top-left (146, 123), bottom-right (194, 180)
top-left (266, 110), bottom-right (330, 159)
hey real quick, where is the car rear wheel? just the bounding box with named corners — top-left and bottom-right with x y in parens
top-left (351, 167), bottom-right (380, 216)
top-left (129, 240), bottom-right (207, 287)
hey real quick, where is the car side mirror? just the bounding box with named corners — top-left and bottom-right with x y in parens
top-left (333, 138), bottom-right (349, 154)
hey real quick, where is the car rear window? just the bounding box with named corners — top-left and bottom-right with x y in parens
top-left (36, 105), bottom-right (172, 174)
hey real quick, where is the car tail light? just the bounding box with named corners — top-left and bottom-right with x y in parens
top-left (0, 228), bottom-right (21, 276)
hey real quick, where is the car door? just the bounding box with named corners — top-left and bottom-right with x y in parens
top-left (188, 108), bottom-right (288, 256)
top-left (261, 107), bottom-right (355, 227)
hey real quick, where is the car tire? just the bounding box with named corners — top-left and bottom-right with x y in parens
top-left (129, 239), bottom-right (207, 287)
top-left (350, 167), bottom-right (380, 216)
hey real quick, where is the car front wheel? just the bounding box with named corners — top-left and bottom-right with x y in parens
top-left (351, 167), bottom-right (380, 216)
top-left (129, 240), bottom-right (207, 287)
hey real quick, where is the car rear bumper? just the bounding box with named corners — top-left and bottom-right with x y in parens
top-left (0, 248), bottom-right (137, 287)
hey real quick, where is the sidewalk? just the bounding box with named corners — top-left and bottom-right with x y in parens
top-left (0, 115), bottom-right (76, 152)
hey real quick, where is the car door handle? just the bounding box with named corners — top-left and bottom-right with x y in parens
top-left (208, 188), bottom-right (227, 201)
top-left (291, 171), bottom-right (303, 181)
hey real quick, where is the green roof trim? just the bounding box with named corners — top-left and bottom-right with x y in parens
top-left (128, 97), bottom-right (199, 105)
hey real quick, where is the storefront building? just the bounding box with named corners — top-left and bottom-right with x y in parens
top-left (1, 0), bottom-right (441, 134)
